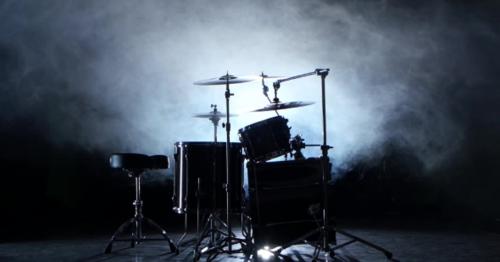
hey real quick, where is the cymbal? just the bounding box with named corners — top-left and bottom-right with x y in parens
top-left (252, 101), bottom-right (314, 112)
top-left (193, 74), bottom-right (256, 86)
top-left (253, 73), bottom-right (284, 79)
top-left (194, 111), bottom-right (237, 118)
top-left (193, 73), bottom-right (284, 86)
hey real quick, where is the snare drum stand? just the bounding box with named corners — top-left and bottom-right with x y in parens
top-left (269, 69), bottom-right (392, 261)
top-left (194, 76), bottom-right (243, 260)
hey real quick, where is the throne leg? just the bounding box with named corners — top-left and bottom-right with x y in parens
top-left (104, 218), bottom-right (135, 254)
top-left (145, 216), bottom-right (179, 254)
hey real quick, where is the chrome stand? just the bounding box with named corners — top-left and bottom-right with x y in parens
top-left (263, 69), bottom-right (392, 261)
top-left (194, 97), bottom-right (244, 260)
top-left (177, 105), bottom-right (221, 248)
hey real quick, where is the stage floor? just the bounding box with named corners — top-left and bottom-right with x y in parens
top-left (1, 224), bottom-right (500, 261)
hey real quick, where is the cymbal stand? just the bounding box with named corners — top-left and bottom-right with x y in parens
top-left (194, 74), bottom-right (243, 261)
top-left (268, 69), bottom-right (393, 261)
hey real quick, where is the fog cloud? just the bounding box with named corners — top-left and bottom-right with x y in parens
top-left (1, 0), bottom-right (499, 175)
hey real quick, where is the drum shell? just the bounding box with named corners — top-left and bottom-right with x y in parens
top-left (238, 116), bottom-right (291, 162)
top-left (246, 158), bottom-right (330, 247)
top-left (172, 142), bottom-right (243, 214)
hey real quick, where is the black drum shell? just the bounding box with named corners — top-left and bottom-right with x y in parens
top-left (172, 142), bottom-right (243, 214)
top-left (238, 116), bottom-right (291, 162)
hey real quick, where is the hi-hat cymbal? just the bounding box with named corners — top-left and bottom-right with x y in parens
top-left (252, 101), bottom-right (314, 112)
top-left (194, 111), bottom-right (237, 118)
top-left (193, 74), bottom-right (256, 86)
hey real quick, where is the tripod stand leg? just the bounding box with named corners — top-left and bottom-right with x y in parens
top-left (144, 217), bottom-right (179, 254)
top-left (177, 212), bottom-right (197, 247)
top-left (104, 218), bottom-right (135, 254)
top-left (336, 229), bottom-right (393, 259)
top-left (331, 239), bottom-right (356, 250)
top-left (274, 226), bottom-right (321, 255)
top-left (312, 245), bottom-right (321, 262)
top-left (130, 232), bottom-right (136, 248)
top-left (194, 214), bottom-right (215, 260)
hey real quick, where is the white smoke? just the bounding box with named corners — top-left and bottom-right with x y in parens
top-left (4, 0), bottom-right (497, 175)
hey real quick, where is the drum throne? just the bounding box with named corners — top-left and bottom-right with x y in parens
top-left (104, 153), bottom-right (178, 254)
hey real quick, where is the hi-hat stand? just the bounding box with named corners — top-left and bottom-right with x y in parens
top-left (177, 105), bottom-right (222, 249)
top-left (267, 69), bottom-right (393, 261)
top-left (193, 74), bottom-right (244, 260)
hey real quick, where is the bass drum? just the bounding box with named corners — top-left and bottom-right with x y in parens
top-left (172, 141), bottom-right (244, 214)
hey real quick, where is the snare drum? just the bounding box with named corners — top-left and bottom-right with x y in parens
top-left (172, 142), bottom-right (243, 214)
top-left (238, 116), bottom-right (291, 162)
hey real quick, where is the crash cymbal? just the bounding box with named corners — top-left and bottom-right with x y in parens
top-left (252, 101), bottom-right (314, 112)
top-left (193, 74), bottom-right (257, 86)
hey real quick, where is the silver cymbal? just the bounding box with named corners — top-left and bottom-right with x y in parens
top-left (252, 101), bottom-right (314, 112)
top-left (193, 74), bottom-right (256, 86)
top-left (252, 73), bottom-right (284, 79)
top-left (193, 73), bottom-right (284, 86)
top-left (194, 111), bottom-right (237, 118)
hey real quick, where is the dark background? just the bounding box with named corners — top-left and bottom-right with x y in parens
top-left (1, 0), bottom-right (499, 241)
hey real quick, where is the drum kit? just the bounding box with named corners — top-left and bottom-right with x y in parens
top-left (170, 69), bottom-right (393, 261)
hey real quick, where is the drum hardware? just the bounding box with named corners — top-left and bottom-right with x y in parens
top-left (194, 105), bottom-right (237, 119)
top-left (290, 135), bottom-right (306, 160)
top-left (246, 69), bottom-right (393, 260)
top-left (255, 71), bottom-right (315, 113)
top-left (259, 72), bottom-right (281, 109)
top-left (193, 74), bottom-right (248, 258)
top-left (261, 74), bottom-right (272, 104)
top-left (176, 108), bottom-right (219, 246)
top-left (289, 135), bottom-right (323, 160)
top-left (260, 72), bottom-right (290, 116)
top-left (194, 104), bottom-right (237, 143)
top-left (197, 104), bottom-right (237, 258)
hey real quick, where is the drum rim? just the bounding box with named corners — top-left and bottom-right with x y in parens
top-left (238, 115), bottom-right (288, 132)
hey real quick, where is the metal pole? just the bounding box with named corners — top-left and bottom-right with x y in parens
top-left (214, 122), bottom-right (218, 143)
top-left (135, 175), bottom-right (142, 240)
top-left (224, 74), bottom-right (233, 251)
top-left (321, 73), bottom-right (328, 149)
top-left (320, 72), bottom-right (329, 249)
